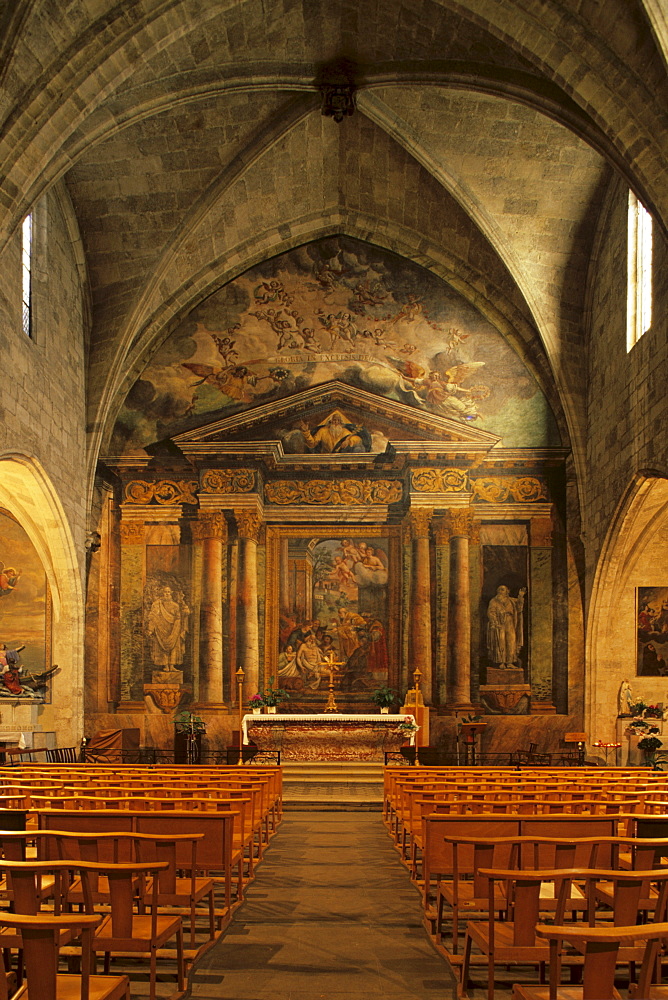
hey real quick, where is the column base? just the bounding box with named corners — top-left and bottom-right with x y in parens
top-left (116, 701), bottom-right (146, 713)
top-left (442, 702), bottom-right (477, 715)
top-left (190, 702), bottom-right (229, 712)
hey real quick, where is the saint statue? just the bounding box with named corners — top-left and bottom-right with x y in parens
top-left (486, 584), bottom-right (527, 668)
top-left (618, 679), bottom-right (633, 716)
top-left (146, 584), bottom-right (190, 668)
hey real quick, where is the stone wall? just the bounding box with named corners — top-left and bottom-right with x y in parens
top-left (0, 183), bottom-right (87, 747)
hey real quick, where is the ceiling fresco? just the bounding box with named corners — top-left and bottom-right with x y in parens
top-left (110, 236), bottom-right (560, 457)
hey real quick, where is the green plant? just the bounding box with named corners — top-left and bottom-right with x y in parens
top-left (460, 713), bottom-right (483, 724)
top-left (262, 683), bottom-right (289, 707)
top-left (248, 693), bottom-right (264, 708)
top-left (638, 735), bottom-right (663, 753)
top-left (371, 685), bottom-right (396, 708)
top-left (173, 710), bottom-right (206, 734)
top-left (630, 700), bottom-right (648, 716)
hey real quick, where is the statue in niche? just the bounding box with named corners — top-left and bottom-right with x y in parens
top-left (145, 580), bottom-right (190, 670)
top-left (486, 585), bottom-right (527, 669)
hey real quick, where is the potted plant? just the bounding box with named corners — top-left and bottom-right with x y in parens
top-left (262, 683), bottom-right (289, 714)
top-left (248, 694), bottom-right (264, 715)
top-left (630, 699), bottom-right (648, 718)
top-left (393, 715), bottom-right (420, 742)
top-left (638, 734), bottom-right (663, 766)
top-left (371, 685), bottom-right (396, 714)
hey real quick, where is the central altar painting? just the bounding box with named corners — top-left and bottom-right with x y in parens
top-left (266, 526), bottom-right (401, 707)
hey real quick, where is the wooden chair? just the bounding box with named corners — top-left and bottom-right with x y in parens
top-left (513, 922), bottom-right (668, 1000)
top-left (0, 912), bottom-right (129, 1000)
top-left (84, 861), bottom-right (185, 1000)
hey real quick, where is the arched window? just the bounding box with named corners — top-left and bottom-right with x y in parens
top-left (21, 212), bottom-right (32, 337)
top-left (627, 191), bottom-right (653, 350)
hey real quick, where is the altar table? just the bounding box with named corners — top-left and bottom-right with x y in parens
top-left (241, 713), bottom-right (415, 762)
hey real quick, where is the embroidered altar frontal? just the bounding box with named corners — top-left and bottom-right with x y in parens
top-left (242, 714), bottom-right (413, 761)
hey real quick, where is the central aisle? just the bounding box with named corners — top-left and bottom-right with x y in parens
top-left (187, 810), bottom-right (457, 999)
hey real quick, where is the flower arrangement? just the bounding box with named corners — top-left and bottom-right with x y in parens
top-left (645, 704), bottom-right (664, 719)
top-left (261, 683), bottom-right (289, 708)
top-left (371, 685), bottom-right (396, 709)
top-left (248, 693), bottom-right (264, 710)
top-left (394, 715), bottom-right (420, 739)
top-left (629, 699), bottom-right (648, 717)
top-left (638, 735), bottom-right (663, 753)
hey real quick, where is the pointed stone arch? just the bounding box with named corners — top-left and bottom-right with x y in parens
top-left (586, 471), bottom-right (668, 745)
top-left (0, 454), bottom-right (84, 747)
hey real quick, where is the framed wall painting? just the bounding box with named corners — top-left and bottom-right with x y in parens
top-left (264, 525), bottom-right (402, 707)
top-left (637, 586), bottom-right (668, 676)
top-left (0, 508), bottom-right (53, 702)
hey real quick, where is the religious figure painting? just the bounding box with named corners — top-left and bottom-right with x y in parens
top-left (143, 573), bottom-right (190, 680)
top-left (636, 587), bottom-right (668, 676)
top-left (270, 528), bottom-right (400, 705)
top-left (0, 508), bottom-right (53, 702)
top-left (110, 236), bottom-right (561, 457)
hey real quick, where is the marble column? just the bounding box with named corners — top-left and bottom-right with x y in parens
top-left (529, 515), bottom-right (556, 713)
top-left (468, 519), bottom-right (482, 706)
top-left (118, 520), bottom-right (145, 708)
top-left (235, 510), bottom-right (263, 703)
top-left (279, 537), bottom-right (291, 617)
top-left (407, 508), bottom-right (433, 704)
top-left (432, 518), bottom-right (451, 707)
top-left (445, 508), bottom-right (475, 711)
top-left (192, 512), bottom-right (227, 707)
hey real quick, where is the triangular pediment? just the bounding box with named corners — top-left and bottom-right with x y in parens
top-left (172, 381), bottom-right (501, 459)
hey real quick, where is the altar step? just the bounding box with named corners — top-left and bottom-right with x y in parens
top-left (282, 761), bottom-right (384, 811)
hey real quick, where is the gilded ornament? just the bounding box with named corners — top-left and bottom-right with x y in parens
top-left (442, 508), bottom-right (474, 538)
top-left (406, 508), bottom-right (433, 539)
top-left (124, 479), bottom-right (198, 505)
top-left (411, 468), bottom-right (468, 493)
top-left (470, 476), bottom-right (548, 503)
top-left (201, 469), bottom-right (256, 494)
top-left (264, 479), bottom-right (402, 506)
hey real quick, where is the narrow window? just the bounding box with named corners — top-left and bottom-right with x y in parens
top-left (627, 191), bottom-right (653, 350)
top-left (21, 213), bottom-right (32, 337)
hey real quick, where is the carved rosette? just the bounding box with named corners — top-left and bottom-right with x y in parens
top-left (405, 508), bottom-right (434, 540)
top-left (264, 479), bottom-right (402, 505)
top-left (470, 476), bottom-right (548, 503)
top-left (201, 469), bottom-right (256, 494)
top-left (235, 511), bottom-right (263, 542)
top-left (411, 468), bottom-right (468, 493)
top-left (529, 516), bottom-right (553, 547)
top-left (124, 480), bottom-right (198, 505)
top-left (191, 512), bottom-right (227, 542)
top-left (119, 522), bottom-right (145, 544)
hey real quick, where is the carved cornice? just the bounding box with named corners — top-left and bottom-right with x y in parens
top-left (470, 476), bottom-right (548, 503)
top-left (119, 522), bottom-right (145, 544)
top-left (265, 479), bottom-right (402, 506)
top-left (201, 469), bottom-right (256, 494)
top-left (124, 479), bottom-right (198, 505)
top-left (405, 508), bottom-right (434, 540)
top-left (411, 468), bottom-right (468, 493)
top-left (191, 512), bottom-right (227, 542)
top-left (529, 516), bottom-right (554, 547)
top-left (235, 511), bottom-right (263, 541)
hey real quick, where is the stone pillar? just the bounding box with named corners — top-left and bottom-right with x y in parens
top-left (279, 537), bottom-right (291, 617)
top-left (445, 508), bottom-right (475, 711)
top-left (118, 520), bottom-right (145, 709)
top-left (432, 517), bottom-right (451, 707)
top-left (406, 508), bottom-right (433, 704)
top-left (468, 519), bottom-right (482, 706)
top-left (529, 515), bottom-right (556, 714)
top-left (192, 512), bottom-right (227, 707)
top-left (235, 510), bottom-right (262, 703)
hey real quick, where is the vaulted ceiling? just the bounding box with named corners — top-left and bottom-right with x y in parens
top-left (1, 0), bottom-right (666, 499)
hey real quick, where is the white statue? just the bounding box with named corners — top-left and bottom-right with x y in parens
top-left (618, 679), bottom-right (633, 716)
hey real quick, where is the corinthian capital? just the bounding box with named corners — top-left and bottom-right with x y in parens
top-left (235, 510), bottom-right (263, 541)
top-left (119, 522), bottom-right (144, 544)
top-left (441, 508), bottom-right (475, 540)
top-left (191, 512), bottom-right (227, 542)
top-left (405, 508), bottom-right (434, 540)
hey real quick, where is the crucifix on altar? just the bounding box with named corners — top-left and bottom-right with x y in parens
top-left (322, 652), bottom-right (345, 714)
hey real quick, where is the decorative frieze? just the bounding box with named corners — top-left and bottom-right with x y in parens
top-left (470, 476), bottom-right (547, 503)
top-left (411, 468), bottom-right (468, 493)
top-left (124, 480), bottom-right (198, 505)
top-left (265, 479), bottom-right (402, 506)
top-left (201, 469), bottom-right (256, 494)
